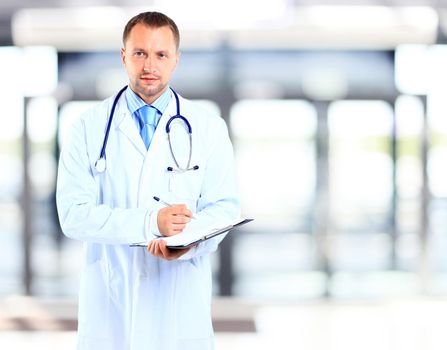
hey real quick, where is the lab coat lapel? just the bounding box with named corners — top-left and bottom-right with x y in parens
top-left (114, 98), bottom-right (147, 157)
top-left (147, 99), bottom-right (175, 160)
top-left (137, 97), bottom-right (176, 205)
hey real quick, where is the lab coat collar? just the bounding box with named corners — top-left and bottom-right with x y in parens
top-left (113, 89), bottom-right (177, 157)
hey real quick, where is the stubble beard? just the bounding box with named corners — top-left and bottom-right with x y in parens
top-left (133, 79), bottom-right (167, 104)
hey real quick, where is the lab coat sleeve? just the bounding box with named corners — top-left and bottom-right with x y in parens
top-left (56, 117), bottom-right (156, 245)
top-left (149, 209), bottom-right (162, 237)
top-left (178, 117), bottom-right (241, 260)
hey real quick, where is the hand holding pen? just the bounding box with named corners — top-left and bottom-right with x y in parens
top-left (154, 196), bottom-right (196, 236)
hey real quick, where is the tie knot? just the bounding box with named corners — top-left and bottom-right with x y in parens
top-left (139, 105), bottom-right (157, 126)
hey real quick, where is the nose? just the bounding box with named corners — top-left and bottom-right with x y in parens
top-left (143, 55), bottom-right (156, 73)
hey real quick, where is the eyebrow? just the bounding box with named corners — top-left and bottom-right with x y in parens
top-left (130, 48), bottom-right (170, 54)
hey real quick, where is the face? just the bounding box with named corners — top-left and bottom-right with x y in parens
top-left (121, 23), bottom-right (179, 105)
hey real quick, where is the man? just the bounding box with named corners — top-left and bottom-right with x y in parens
top-left (56, 11), bottom-right (240, 350)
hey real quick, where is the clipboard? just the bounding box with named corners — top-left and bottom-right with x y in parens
top-left (130, 218), bottom-right (253, 249)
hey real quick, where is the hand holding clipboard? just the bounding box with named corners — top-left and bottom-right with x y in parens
top-left (131, 218), bottom-right (253, 249)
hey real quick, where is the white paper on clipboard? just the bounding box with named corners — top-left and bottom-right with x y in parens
top-left (130, 218), bottom-right (253, 249)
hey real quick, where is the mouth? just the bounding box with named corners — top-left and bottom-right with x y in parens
top-left (140, 75), bottom-right (159, 84)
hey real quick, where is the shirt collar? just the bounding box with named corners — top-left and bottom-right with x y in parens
top-left (125, 85), bottom-right (172, 116)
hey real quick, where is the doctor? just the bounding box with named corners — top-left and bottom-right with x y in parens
top-left (56, 11), bottom-right (240, 350)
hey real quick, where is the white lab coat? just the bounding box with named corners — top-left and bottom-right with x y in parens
top-left (56, 89), bottom-right (240, 350)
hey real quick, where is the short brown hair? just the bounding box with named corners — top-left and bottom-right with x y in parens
top-left (122, 11), bottom-right (180, 50)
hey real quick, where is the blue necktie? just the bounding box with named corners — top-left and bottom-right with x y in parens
top-left (138, 105), bottom-right (158, 149)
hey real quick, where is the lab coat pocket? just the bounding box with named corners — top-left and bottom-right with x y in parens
top-left (169, 166), bottom-right (204, 207)
top-left (131, 277), bottom-right (161, 341)
top-left (176, 260), bottom-right (213, 339)
top-left (77, 259), bottom-right (110, 338)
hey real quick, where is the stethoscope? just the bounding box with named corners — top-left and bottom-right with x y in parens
top-left (95, 85), bottom-right (199, 173)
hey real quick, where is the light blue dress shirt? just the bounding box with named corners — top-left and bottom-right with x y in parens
top-left (125, 86), bottom-right (172, 136)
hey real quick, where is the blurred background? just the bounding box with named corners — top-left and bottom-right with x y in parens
top-left (2, 0), bottom-right (447, 349)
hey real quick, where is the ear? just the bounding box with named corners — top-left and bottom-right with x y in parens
top-left (174, 50), bottom-right (181, 67)
top-left (120, 48), bottom-right (126, 65)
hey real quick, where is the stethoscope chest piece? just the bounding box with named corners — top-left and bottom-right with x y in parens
top-left (95, 157), bottom-right (106, 173)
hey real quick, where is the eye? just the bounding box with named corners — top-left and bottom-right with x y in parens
top-left (158, 52), bottom-right (168, 59)
top-left (134, 51), bottom-right (145, 58)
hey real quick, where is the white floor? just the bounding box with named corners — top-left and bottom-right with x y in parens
top-left (2, 297), bottom-right (447, 350)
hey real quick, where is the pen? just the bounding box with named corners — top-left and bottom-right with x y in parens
top-left (153, 196), bottom-right (197, 219)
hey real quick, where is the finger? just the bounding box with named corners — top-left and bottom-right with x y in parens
top-left (164, 223), bottom-right (187, 236)
top-left (149, 240), bottom-right (164, 257)
top-left (150, 241), bottom-right (159, 255)
top-left (147, 240), bottom-right (155, 253)
top-left (170, 205), bottom-right (193, 217)
top-left (160, 241), bottom-right (181, 260)
top-left (159, 240), bottom-right (171, 259)
top-left (177, 207), bottom-right (193, 219)
top-left (170, 215), bottom-right (191, 225)
top-left (169, 247), bottom-right (191, 260)
top-left (183, 208), bottom-right (193, 219)
top-left (166, 204), bottom-right (186, 215)
top-left (160, 242), bottom-right (192, 260)
top-left (154, 241), bottom-right (163, 256)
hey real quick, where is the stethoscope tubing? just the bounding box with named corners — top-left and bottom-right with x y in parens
top-left (95, 85), bottom-right (197, 173)
top-left (98, 85), bottom-right (128, 162)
